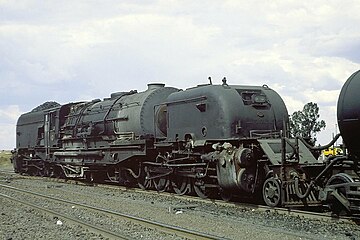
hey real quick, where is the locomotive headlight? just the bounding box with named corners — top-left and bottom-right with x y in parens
top-left (252, 94), bottom-right (267, 104)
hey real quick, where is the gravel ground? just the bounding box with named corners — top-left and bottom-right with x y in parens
top-left (0, 196), bottom-right (103, 240)
top-left (0, 181), bottom-right (183, 239)
top-left (1, 168), bottom-right (360, 240)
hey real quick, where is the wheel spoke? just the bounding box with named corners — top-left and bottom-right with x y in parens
top-left (138, 178), bottom-right (152, 190)
top-left (154, 177), bottom-right (169, 192)
top-left (138, 166), bottom-right (152, 190)
top-left (171, 177), bottom-right (189, 195)
top-left (263, 177), bottom-right (281, 207)
top-left (192, 179), bottom-right (216, 199)
top-left (193, 184), bottom-right (208, 199)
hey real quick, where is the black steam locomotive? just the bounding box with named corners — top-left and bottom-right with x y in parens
top-left (11, 74), bottom-right (360, 214)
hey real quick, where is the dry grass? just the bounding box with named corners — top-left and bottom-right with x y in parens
top-left (0, 150), bottom-right (12, 167)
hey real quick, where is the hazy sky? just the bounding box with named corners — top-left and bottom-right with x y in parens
top-left (1, 0), bottom-right (360, 149)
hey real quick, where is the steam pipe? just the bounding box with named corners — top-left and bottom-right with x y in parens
top-left (298, 133), bottom-right (341, 151)
top-left (294, 156), bottom-right (347, 199)
top-left (294, 177), bottom-right (314, 199)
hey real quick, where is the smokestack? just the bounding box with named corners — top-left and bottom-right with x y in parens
top-left (147, 83), bottom-right (165, 90)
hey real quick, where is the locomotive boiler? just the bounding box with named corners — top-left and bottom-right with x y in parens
top-left (11, 75), bottom-right (360, 214)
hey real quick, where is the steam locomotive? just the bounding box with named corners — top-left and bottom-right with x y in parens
top-left (11, 73), bottom-right (360, 214)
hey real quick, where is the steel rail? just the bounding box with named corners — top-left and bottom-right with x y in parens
top-left (79, 179), bottom-right (357, 224)
top-left (0, 192), bottom-right (131, 240)
top-left (0, 169), bottom-right (15, 174)
top-left (0, 183), bottom-right (225, 240)
top-left (94, 182), bottom-right (358, 224)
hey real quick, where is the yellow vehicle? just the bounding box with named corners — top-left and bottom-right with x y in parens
top-left (322, 147), bottom-right (343, 157)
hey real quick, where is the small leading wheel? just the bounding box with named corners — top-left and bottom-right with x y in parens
top-left (263, 177), bottom-right (281, 207)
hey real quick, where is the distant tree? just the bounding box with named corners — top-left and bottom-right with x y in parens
top-left (289, 102), bottom-right (326, 145)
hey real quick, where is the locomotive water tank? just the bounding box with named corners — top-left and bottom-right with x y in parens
top-left (337, 70), bottom-right (360, 157)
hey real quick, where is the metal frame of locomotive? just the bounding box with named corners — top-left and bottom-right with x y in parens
top-left (11, 78), bottom-right (360, 214)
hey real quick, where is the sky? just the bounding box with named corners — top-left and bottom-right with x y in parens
top-left (1, 0), bottom-right (360, 150)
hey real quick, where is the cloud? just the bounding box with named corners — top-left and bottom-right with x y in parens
top-left (0, 105), bottom-right (22, 123)
top-left (1, 0), bottom-right (360, 148)
top-left (0, 124), bottom-right (16, 150)
top-left (0, 105), bottom-right (22, 150)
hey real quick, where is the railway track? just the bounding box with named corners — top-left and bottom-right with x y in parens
top-left (0, 169), bottom-right (15, 175)
top-left (2, 172), bottom-right (360, 239)
top-left (2, 170), bottom-right (359, 224)
top-left (0, 191), bottom-right (129, 239)
top-left (9, 173), bottom-right (356, 224)
top-left (4, 173), bottom-right (358, 227)
top-left (0, 183), bottom-right (225, 240)
top-left (106, 186), bottom-right (359, 225)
